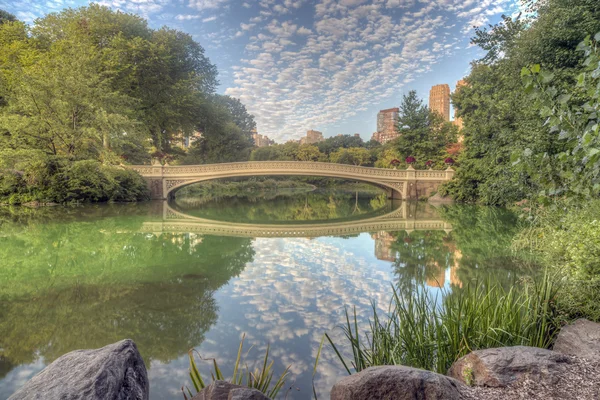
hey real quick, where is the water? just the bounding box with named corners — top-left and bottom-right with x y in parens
top-left (0, 185), bottom-right (533, 399)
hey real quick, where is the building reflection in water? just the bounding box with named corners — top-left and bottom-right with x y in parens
top-left (371, 230), bottom-right (463, 289)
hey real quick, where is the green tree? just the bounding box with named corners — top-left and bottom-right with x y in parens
top-left (392, 91), bottom-right (457, 169)
top-left (330, 147), bottom-right (371, 166)
top-left (296, 144), bottom-right (323, 161)
top-left (0, 9), bottom-right (16, 25)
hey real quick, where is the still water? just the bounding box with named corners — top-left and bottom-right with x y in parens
top-left (0, 185), bottom-right (533, 399)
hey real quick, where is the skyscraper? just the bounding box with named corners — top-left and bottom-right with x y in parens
top-left (372, 107), bottom-right (400, 144)
top-left (429, 84), bottom-right (451, 121)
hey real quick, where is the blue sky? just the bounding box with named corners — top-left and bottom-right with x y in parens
top-left (2, 0), bottom-right (520, 142)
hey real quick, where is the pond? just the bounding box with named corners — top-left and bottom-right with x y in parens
top-left (0, 182), bottom-right (536, 399)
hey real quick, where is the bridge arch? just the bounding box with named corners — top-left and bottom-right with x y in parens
top-left (165, 173), bottom-right (404, 200)
top-left (127, 161), bottom-right (454, 201)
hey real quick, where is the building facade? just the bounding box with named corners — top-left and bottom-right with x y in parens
top-left (372, 107), bottom-right (400, 144)
top-left (300, 129), bottom-right (324, 144)
top-left (429, 84), bottom-right (451, 121)
top-left (252, 130), bottom-right (274, 147)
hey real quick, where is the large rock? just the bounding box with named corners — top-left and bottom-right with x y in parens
top-left (330, 365), bottom-right (465, 400)
top-left (553, 319), bottom-right (600, 360)
top-left (9, 339), bottom-right (148, 400)
top-left (191, 381), bottom-right (270, 400)
top-left (447, 346), bottom-right (571, 388)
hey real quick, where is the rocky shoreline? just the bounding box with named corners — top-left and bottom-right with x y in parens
top-left (8, 319), bottom-right (600, 400)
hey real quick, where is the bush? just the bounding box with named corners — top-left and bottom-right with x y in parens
top-left (513, 201), bottom-right (600, 321)
top-left (0, 157), bottom-right (149, 204)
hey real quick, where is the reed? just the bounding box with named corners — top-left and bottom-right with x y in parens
top-left (183, 334), bottom-right (291, 399)
top-left (325, 272), bottom-right (561, 375)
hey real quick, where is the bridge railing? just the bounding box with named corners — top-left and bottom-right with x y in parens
top-left (128, 161), bottom-right (455, 181)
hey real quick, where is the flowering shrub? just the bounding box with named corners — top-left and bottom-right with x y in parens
top-left (405, 156), bottom-right (416, 164)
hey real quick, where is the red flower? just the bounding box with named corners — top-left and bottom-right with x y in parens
top-left (405, 156), bottom-right (416, 164)
top-left (444, 157), bottom-right (455, 165)
top-left (390, 159), bottom-right (401, 166)
top-left (425, 160), bottom-right (433, 167)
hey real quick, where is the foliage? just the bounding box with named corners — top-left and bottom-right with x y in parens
top-left (296, 144), bottom-right (323, 161)
top-left (0, 153), bottom-right (149, 203)
top-left (391, 91), bottom-right (458, 170)
top-left (326, 275), bottom-right (561, 375)
top-left (445, 0), bottom-right (600, 205)
top-left (330, 147), bottom-right (372, 166)
top-left (0, 5), bottom-right (256, 202)
top-left (185, 334), bottom-right (290, 399)
top-left (316, 134), bottom-right (366, 155)
top-left (519, 33), bottom-right (600, 201)
top-left (513, 200), bottom-right (600, 321)
top-left (0, 9), bottom-right (16, 25)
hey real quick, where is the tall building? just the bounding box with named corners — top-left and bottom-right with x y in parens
top-left (300, 129), bottom-right (324, 144)
top-left (429, 84), bottom-right (451, 121)
top-left (371, 231), bottom-right (397, 262)
top-left (452, 80), bottom-right (467, 132)
top-left (252, 130), bottom-right (273, 147)
top-left (372, 107), bottom-right (400, 144)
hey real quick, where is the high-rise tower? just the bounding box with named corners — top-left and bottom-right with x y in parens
top-left (372, 107), bottom-right (400, 144)
top-left (429, 84), bottom-right (451, 121)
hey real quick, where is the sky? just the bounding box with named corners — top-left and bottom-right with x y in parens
top-left (1, 0), bottom-right (520, 142)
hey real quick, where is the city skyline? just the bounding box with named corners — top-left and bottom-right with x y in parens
top-left (2, 0), bottom-right (523, 142)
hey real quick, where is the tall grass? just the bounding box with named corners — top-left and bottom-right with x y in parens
top-left (325, 273), bottom-right (561, 375)
top-left (183, 334), bottom-right (291, 399)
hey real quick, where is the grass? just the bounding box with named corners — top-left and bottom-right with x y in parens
top-left (183, 334), bottom-right (291, 399)
top-left (324, 273), bottom-right (561, 375)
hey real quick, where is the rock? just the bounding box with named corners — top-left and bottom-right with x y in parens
top-left (330, 365), bottom-right (465, 400)
top-left (9, 339), bottom-right (149, 400)
top-left (447, 346), bottom-right (572, 388)
top-left (553, 319), bottom-right (600, 360)
top-left (191, 381), bottom-right (270, 400)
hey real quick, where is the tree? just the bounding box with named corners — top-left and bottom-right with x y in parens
top-left (442, 0), bottom-right (600, 204)
top-left (0, 9), bottom-right (16, 25)
top-left (330, 147), bottom-right (371, 166)
top-left (0, 33), bottom-right (136, 158)
top-left (295, 144), bottom-right (323, 161)
top-left (213, 95), bottom-right (256, 137)
top-left (397, 90), bottom-right (430, 130)
top-left (316, 134), bottom-right (365, 155)
top-left (391, 91), bottom-right (458, 170)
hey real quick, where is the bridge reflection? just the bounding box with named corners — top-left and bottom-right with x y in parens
top-left (140, 201), bottom-right (452, 238)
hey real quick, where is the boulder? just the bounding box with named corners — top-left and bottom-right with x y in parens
top-left (553, 319), bottom-right (600, 360)
top-left (9, 339), bottom-right (148, 400)
top-left (330, 365), bottom-right (465, 400)
top-left (191, 381), bottom-right (270, 400)
top-left (447, 346), bottom-right (571, 388)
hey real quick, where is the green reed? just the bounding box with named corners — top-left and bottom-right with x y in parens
top-left (184, 334), bottom-right (290, 399)
top-left (325, 272), bottom-right (561, 375)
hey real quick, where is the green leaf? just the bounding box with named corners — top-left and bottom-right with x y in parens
top-left (531, 64), bottom-right (541, 74)
top-left (540, 70), bottom-right (554, 83)
top-left (521, 67), bottom-right (531, 77)
top-left (557, 94), bottom-right (571, 104)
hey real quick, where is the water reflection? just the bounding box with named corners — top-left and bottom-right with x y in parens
top-left (0, 192), bottom-right (537, 399)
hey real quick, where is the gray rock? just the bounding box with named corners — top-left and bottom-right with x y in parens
top-left (191, 381), bottom-right (270, 400)
top-left (330, 365), bottom-right (465, 400)
top-left (9, 339), bottom-right (148, 400)
top-left (553, 318), bottom-right (600, 360)
top-left (447, 346), bottom-right (572, 388)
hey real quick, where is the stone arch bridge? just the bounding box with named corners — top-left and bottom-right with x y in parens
top-left (128, 162), bottom-right (455, 200)
top-left (139, 201), bottom-right (452, 238)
